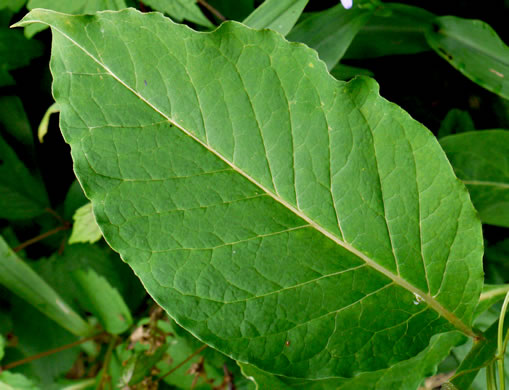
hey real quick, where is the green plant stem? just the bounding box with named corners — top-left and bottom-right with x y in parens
top-left (497, 291), bottom-right (509, 390)
top-left (0, 332), bottom-right (104, 372)
top-left (488, 363), bottom-right (497, 390)
top-left (156, 344), bottom-right (207, 383)
top-left (96, 336), bottom-right (117, 390)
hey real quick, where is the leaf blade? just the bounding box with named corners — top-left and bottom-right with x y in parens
top-left (15, 9), bottom-right (484, 378)
top-left (426, 16), bottom-right (509, 99)
top-left (440, 130), bottom-right (509, 227)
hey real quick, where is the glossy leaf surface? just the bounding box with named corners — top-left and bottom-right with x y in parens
top-left (15, 9), bottom-right (484, 378)
top-left (440, 130), bottom-right (509, 227)
top-left (426, 16), bottom-right (509, 100)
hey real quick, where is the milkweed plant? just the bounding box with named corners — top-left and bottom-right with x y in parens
top-left (0, 0), bottom-right (508, 389)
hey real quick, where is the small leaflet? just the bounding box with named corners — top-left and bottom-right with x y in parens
top-left (68, 202), bottom-right (102, 244)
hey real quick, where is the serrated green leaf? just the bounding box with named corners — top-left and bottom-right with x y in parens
top-left (440, 130), bottom-right (509, 227)
top-left (142, 0), bottom-right (214, 28)
top-left (14, 9), bottom-right (484, 379)
top-left (71, 267), bottom-right (132, 334)
top-left (288, 4), bottom-right (373, 70)
top-left (240, 331), bottom-right (466, 390)
top-left (37, 102), bottom-right (59, 143)
top-left (0, 372), bottom-right (39, 390)
top-left (344, 3), bottom-right (435, 59)
top-left (243, 0), bottom-right (309, 36)
top-left (0, 134), bottom-right (48, 220)
top-left (426, 16), bottom-right (509, 100)
top-left (0, 236), bottom-right (92, 336)
top-left (69, 202), bottom-right (102, 244)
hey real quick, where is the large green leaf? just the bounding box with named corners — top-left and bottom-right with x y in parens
top-left (426, 16), bottom-right (509, 100)
top-left (440, 130), bottom-right (509, 227)
top-left (287, 4), bottom-right (373, 70)
top-left (15, 9), bottom-right (484, 379)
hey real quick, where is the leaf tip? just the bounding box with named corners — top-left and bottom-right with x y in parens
top-left (10, 9), bottom-right (50, 29)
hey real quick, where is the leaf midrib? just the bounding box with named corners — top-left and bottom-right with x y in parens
top-left (40, 16), bottom-right (477, 338)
